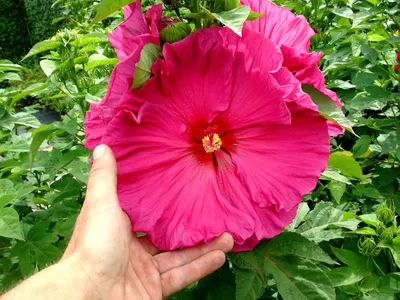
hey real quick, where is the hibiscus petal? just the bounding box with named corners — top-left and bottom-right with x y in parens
top-left (241, 0), bottom-right (315, 53)
top-left (272, 67), bottom-right (317, 110)
top-left (295, 64), bottom-right (344, 136)
top-left (215, 150), bottom-right (299, 251)
top-left (83, 38), bottom-right (154, 150)
top-left (223, 102), bottom-right (330, 210)
top-left (120, 28), bottom-right (236, 140)
top-left (101, 103), bottom-right (255, 250)
top-left (145, 4), bottom-right (163, 36)
top-left (109, 0), bottom-right (154, 60)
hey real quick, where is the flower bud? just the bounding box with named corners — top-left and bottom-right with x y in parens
top-left (376, 223), bottom-right (385, 235)
top-left (377, 202), bottom-right (394, 226)
top-left (379, 228), bottom-right (394, 243)
top-left (160, 22), bottom-right (192, 44)
top-left (358, 237), bottom-right (381, 257)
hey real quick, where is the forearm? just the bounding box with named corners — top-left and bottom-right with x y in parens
top-left (1, 255), bottom-right (98, 300)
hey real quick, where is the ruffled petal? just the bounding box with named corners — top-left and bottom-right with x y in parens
top-left (223, 102), bottom-right (330, 210)
top-left (295, 64), bottom-right (344, 136)
top-left (109, 0), bottom-right (156, 60)
top-left (120, 28), bottom-right (236, 140)
top-left (215, 151), bottom-right (299, 251)
top-left (145, 4), bottom-right (163, 36)
top-left (241, 0), bottom-right (315, 53)
top-left (272, 67), bottom-right (317, 110)
top-left (84, 38), bottom-right (153, 150)
top-left (101, 103), bottom-right (254, 250)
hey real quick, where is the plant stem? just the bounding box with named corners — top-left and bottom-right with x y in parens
top-left (371, 257), bottom-right (385, 276)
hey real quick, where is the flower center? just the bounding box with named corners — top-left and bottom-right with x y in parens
top-left (202, 126), bottom-right (222, 153)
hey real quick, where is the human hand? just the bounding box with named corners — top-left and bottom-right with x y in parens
top-left (62, 144), bottom-right (234, 299)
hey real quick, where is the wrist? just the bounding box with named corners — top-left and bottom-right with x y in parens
top-left (58, 254), bottom-right (102, 300)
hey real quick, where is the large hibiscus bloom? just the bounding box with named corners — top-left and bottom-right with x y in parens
top-left (85, 15), bottom-right (330, 250)
top-left (241, 0), bottom-right (344, 136)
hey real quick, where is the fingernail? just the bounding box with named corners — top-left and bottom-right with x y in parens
top-left (93, 145), bottom-right (107, 160)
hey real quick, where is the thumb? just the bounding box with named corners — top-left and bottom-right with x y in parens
top-left (85, 144), bottom-right (119, 210)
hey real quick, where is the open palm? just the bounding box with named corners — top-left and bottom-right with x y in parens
top-left (62, 145), bottom-right (234, 299)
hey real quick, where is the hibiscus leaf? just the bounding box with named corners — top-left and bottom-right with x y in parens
top-left (0, 207), bottom-right (24, 240)
top-left (247, 11), bottom-right (264, 21)
top-left (296, 202), bottom-right (360, 243)
top-left (257, 232), bottom-right (337, 265)
top-left (90, 0), bottom-right (134, 25)
top-left (328, 151), bottom-right (369, 182)
top-left (263, 255), bottom-right (335, 300)
top-left (132, 44), bottom-right (162, 89)
top-left (235, 268), bottom-right (265, 300)
top-left (327, 267), bottom-right (365, 287)
top-left (203, 6), bottom-right (251, 36)
top-left (22, 40), bottom-right (64, 61)
top-left (85, 54), bottom-right (119, 71)
top-left (301, 84), bottom-right (355, 135)
top-left (0, 179), bottom-right (18, 208)
top-left (30, 124), bottom-right (59, 164)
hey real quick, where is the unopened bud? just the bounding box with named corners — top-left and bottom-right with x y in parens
top-left (377, 202), bottom-right (394, 227)
top-left (379, 228), bottom-right (394, 243)
top-left (358, 237), bottom-right (381, 257)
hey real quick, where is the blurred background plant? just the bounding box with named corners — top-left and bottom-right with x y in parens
top-left (0, 0), bottom-right (399, 299)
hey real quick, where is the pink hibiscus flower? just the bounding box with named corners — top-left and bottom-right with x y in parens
top-left (241, 0), bottom-right (344, 136)
top-left (85, 21), bottom-right (330, 250)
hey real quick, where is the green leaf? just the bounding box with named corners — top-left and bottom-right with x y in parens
top-left (320, 169), bottom-right (351, 184)
top-left (264, 255), bottom-right (335, 300)
top-left (378, 242), bottom-right (400, 269)
top-left (235, 268), bottom-right (265, 300)
top-left (330, 246), bottom-right (372, 276)
top-left (379, 273), bottom-right (400, 295)
top-left (352, 227), bottom-right (377, 236)
top-left (40, 60), bottom-right (59, 77)
top-left (160, 22), bottom-right (192, 44)
top-left (286, 203), bottom-right (310, 231)
top-left (70, 33), bottom-right (109, 47)
top-left (13, 222), bottom-right (62, 277)
top-left (296, 202), bottom-right (360, 243)
top-left (13, 112), bottom-right (41, 128)
top-left (328, 151), bottom-right (368, 182)
top-left (132, 44), bottom-right (162, 89)
top-left (204, 6), bottom-right (251, 36)
top-left (0, 207), bottom-right (24, 239)
top-left (0, 179), bottom-right (17, 208)
top-left (352, 135), bottom-right (371, 157)
top-left (327, 267), bottom-right (365, 286)
top-left (10, 83), bottom-right (48, 107)
top-left (91, 0), bottom-right (134, 25)
top-left (85, 54), bottom-right (119, 71)
top-left (328, 181), bottom-right (346, 203)
top-left (23, 40), bottom-right (64, 60)
top-left (259, 232), bottom-right (337, 265)
top-left (230, 251), bottom-right (262, 270)
top-left (302, 84), bottom-right (354, 134)
top-left (247, 11), bottom-right (264, 21)
top-left (332, 7), bottom-right (353, 19)
top-left (0, 72), bottom-right (21, 82)
top-left (30, 124), bottom-right (58, 163)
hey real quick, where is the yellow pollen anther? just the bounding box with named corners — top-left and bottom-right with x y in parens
top-left (202, 133), bottom-right (222, 153)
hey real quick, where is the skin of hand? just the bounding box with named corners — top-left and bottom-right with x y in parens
top-left (2, 145), bottom-right (234, 300)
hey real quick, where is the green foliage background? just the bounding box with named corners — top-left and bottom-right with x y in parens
top-left (0, 0), bottom-right (400, 299)
top-left (0, 0), bottom-right (60, 62)
top-left (23, 0), bottom-right (60, 44)
top-left (0, 0), bottom-right (31, 61)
